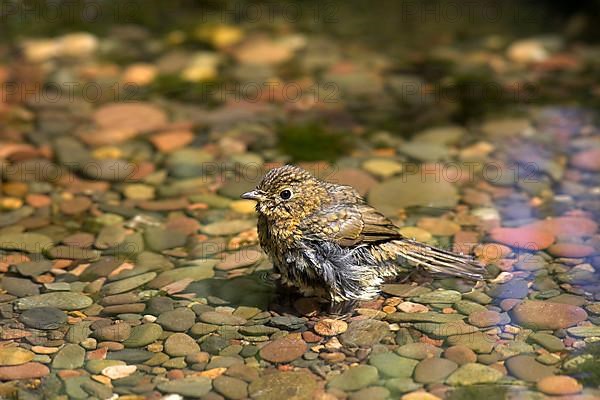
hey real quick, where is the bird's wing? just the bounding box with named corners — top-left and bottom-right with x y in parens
top-left (301, 203), bottom-right (402, 247)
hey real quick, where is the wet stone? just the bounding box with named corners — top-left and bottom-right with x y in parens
top-left (348, 386), bottom-right (391, 400)
top-left (340, 319), bottom-right (390, 347)
top-left (200, 311), bottom-right (247, 326)
top-left (156, 307), bottom-right (196, 332)
top-left (213, 375), bottom-right (248, 400)
top-left (51, 344), bottom-right (85, 369)
top-left (259, 333), bottom-right (307, 363)
top-left (16, 292), bottom-right (93, 311)
top-left (529, 332), bottom-right (565, 352)
top-left (384, 378), bottom-right (422, 394)
top-left (1, 277), bottom-right (40, 297)
top-left (0, 347), bottom-right (35, 366)
top-left (369, 352), bottom-right (418, 378)
top-left (414, 357), bottom-right (458, 383)
top-left (0, 362), bottom-right (49, 381)
top-left (19, 307), bottom-right (67, 330)
top-left (511, 300), bottom-right (588, 330)
top-left (328, 365), bottom-right (379, 391)
top-left (248, 371), bottom-right (317, 400)
top-left (505, 355), bottom-right (556, 382)
top-left (101, 272), bottom-right (157, 295)
top-left (446, 363), bottom-right (503, 385)
top-left (93, 322), bottom-right (132, 342)
top-left (15, 260), bottom-right (52, 277)
top-left (157, 376), bottom-right (212, 398)
top-left (396, 342), bottom-right (443, 360)
top-left (164, 332), bottom-right (200, 356)
top-left (122, 323), bottom-right (163, 347)
top-left (106, 349), bottom-right (154, 363)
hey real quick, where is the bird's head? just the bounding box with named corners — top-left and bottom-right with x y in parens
top-left (241, 165), bottom-right (329, 221)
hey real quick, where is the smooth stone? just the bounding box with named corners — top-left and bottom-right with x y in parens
top-left (85, 359), bottom-right (125, 374)
top-left (388, 312), bottom-right (465, 323)
top-left (148, 262), bottom-right (217, 288)
top-left (144, 227), bottom-right (188, 251)
top-left (0, 232), bottom-right (53, 253)
top-left (369, 352), bottom-right (418, 378)
top-left (548, 243), bottom-right (595, 258)
top-left (15, 260), bottom-right (52, 277)
top-left (529, 332), bottom-right (565, 352)
top-left (16, 292), bottom-right (93, 311)
top-left (414, 358), bottom-right (458, 383)
top-left (340, 319), bottom-right (390, 347)
top-left (52, 344), bottom-right (85, 369)
top-left (495, 341), bottom-right (534, 359)
top-left (122, 323), bottom-right (163, 347)
top-left (101, 364), bottom-right (137, 379)
top-left (214, 375), bottom-right (248, 400)
top-left (106, 349), bottom-right (154, 363)
top-left (216, 249), bottom-right (263, 271)
top-left (468, 310), bottom-right (502, 328)
top-left (1, 277), bottom-right (40, 297)
top-left (368, 174), bottom-right (458, 215)
top-left (443, 345), bottom-right (477, 365)
top-left (259, 333), bottom-right (307, 363)
top-left (200, 220), bottom-right (255, 236)
top-left (489, 226), bottom-right (554, 250)
top-left (381, 284), bottom-right (431, 297)
top-left (328, 365), bottom-right (379, 391)
top-left (200, 311), bottom-right (247, 326)
top-left (384, 378), bottom-right (422, 394)
top-left (505, 354), bottom-right (556, 383)
top-left (454, 300), bottom-right (487, 315)
top-left (157, 376), bottom-right (212, 397)
top-left (445, 363), bottom-right (503, 385)
top-left (20, 307), bottom-right (67, 330)
top-left (511, 300), bottom-right (588, 330)
top-left (101, 272), bottom-right (157, 295)
top-left (0, 347), bottom-right (34, 366)
top-left (349, 387), bottom-right (390, 400)
top-left (487, 279), bottom-right (529, 299)
top-left (0, 362), bottom-right (49, 380)
top-left (248, 371), bottom-right (317, 400)
top-left (46, 246), bottom-right (100, 260)
top-left (362, 158), bottom-right (403, 178)
top-left (164, 333), bottom-right (200, 356)
top-left (537, 375), bottom-right (582, 395)
top-left (156, 307), bottom-right (196, 332)
top-left (93, 322), bottom-right (132, 342)
top-left (446, 332), bottom-right (495, 353)
top-left (566, 326), bottom-right (600, 338)
top-left (412, 290), bottom-right (462, 304)
top-left (396, 343), bottom-right (443, 360)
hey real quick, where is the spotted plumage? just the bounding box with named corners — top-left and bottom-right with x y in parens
top-left (242, 165), bottom-right (483, 302)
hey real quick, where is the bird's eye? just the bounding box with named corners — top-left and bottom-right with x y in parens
top-left (279, 189), bottom-right (292, 200)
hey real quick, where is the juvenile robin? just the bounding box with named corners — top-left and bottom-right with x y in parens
top-left (242, 165), bottom-right (483, 302)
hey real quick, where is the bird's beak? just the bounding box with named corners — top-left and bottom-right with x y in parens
top-left (241, 190), bottom-right (264, 201)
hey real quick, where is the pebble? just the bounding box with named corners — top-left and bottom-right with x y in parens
top-left (16, 292), bottom-right (93, 311)
top-left (0, 362), bottom-right (49, 380)
top-left (443, 345), bottom-right (477, 365)
top-left (52, 344), bottom-right (85, 369)
top-left (445, 363), bottom-right (503, 385)
top-left (537, 375), bottom-right (582, 395)
top-left (396, 343), bottom-right (443, 360)
top-left (467, 310), bottom-right (502, 328)
top-left (200, 311), bottom-right (247, 326)
top-left (122, 323), bottom-right (163, 347)
top-left (101, 364), bottom-right (137, 379)
top-left (259, 333), bottom-right (307, 363)
top-left (340, 319), bottom-right (390, 347)
top-left (213, 375), bottom-right (248, 400)
top-left (249, 371), bottom-right (317, 400)
top-left (19, 307), bottom-right (67, 329)
top-left (0, 347), bottom-right (34, 366)
top-left (504, 355), bottom-right (556, 382)
top-left (156, 307), bottom-right (196, 332)
top-left (157, 376), bottom-right (212, 398)
top-left (328, 365), bottom-right (379, 391)
top-left (511, 300), bottom-right (588, 329)
top-left (314, 319), bottom-right (348, 336)
top-left (164, 333), bottom-right (201, 356)
top-left (489, 225), bottom-right (554, 250)
top-left (369, 352), bottom-right (418, 378)
top-left (362, 158), bottom-right (403, 178)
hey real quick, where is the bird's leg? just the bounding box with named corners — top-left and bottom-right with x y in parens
top-left (325, 299), bottom-right (357, 318)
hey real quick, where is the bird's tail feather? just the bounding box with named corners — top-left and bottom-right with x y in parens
top-left (393, 239), bottom-right (484, 280)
